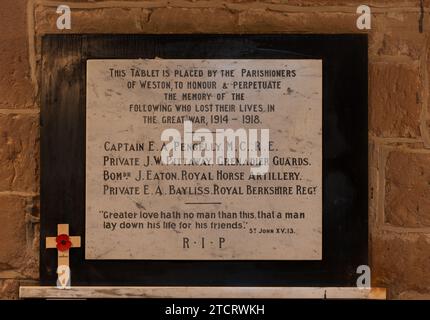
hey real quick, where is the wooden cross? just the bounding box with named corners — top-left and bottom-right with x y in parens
top-left (46, 224), bottom-right (81, 267)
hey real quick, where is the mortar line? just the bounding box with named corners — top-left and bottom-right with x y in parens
top-left (368, 142), bottom-right (380, 235)
top-left (0, 191), bottom-right (39, 197)
top-left (368, 136), bottom-right (423, 143)
top-left (0, 109), bottom-right (40, 115)
top-left (381, 225), bottom-right (430, 234)
top-left (377, 143), bottom-right (430, 153)
top-left (27, 0), bottom-right (38, 96)
top-left (369, 56), bottom-right (420, 64)
top-left (34, 0), bottom-right (423, 13)
top-left (376, 143), bottom-right (388, 228)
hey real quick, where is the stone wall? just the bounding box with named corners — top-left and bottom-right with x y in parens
top-left (0, 0), bottom-right (429, 299)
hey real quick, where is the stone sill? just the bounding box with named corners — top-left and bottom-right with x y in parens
top-left (19, 286), bottom-right (386, 299)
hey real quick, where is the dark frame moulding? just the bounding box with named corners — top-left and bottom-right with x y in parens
top-left (40, 34), bottom-right (368, 287)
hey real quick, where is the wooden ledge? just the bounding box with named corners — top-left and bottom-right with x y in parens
top-left (19, 286), bottom-right (386, 299)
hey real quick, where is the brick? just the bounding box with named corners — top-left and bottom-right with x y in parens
top-left (35, 5), bottom-right (151, 34)
top-left (35, 6), bottom-right (238, 34)
top-left (237, 10), bottom-right (359, 33)
top-left (371, 32), bottom-right (426, 61)
top-left (384, 150), bottom-right (430, 227)
top-left (146, 8), bottom-right (237, 33)
top-left (0, 279), bottom-right (39, 299)
top-left (398, 291), bottom-right (430, 299)
top-left (372, 233), bottom-right (430, 298)
top-left (0, 194), bottom-right (38, 279)
top-left (0, 280), bottom-right (19, 300)
top-left (0, 113), bottom-right (39, 192)
top-left (0, 196), bottom-right (27, 269)
top-left (370, 12), bottom-right (429, 60)
top-left (0, 0), bottom-right (35, 108)
top-left (369, 62), bottom-right (421, 138)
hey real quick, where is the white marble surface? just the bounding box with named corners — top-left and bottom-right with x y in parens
top-left (86, 59), bottom-right (323, 260)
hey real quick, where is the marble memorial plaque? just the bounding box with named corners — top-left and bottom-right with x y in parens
top-left (85, 59), bottom-right (322, 260)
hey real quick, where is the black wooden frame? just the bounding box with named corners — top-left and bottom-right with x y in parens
top-left (40, 34), bottom-right (368, 286)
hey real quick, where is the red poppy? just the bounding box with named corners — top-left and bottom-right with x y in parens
top-left (56, 234), bottom-right (72, 251)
